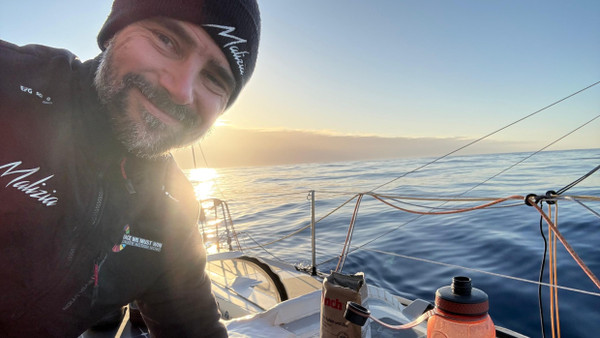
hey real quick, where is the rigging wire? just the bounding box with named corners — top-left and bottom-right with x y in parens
top-left (297, 112), bottom-right (600, 272)
top-left (370, 80), bottom-right (600, 193)
top-left (556, 164), bottom-right (600, 195)
top-left (324, 112), bottom-right (600, 262)
top-left (327, 243), bottom-right (600, 297)
top-left (238, 231), bottom-right (289, 263)
top-left (199, 143), bottom-right (227, 200)
top-left (191, 144), bottom-right (198, 168)
top-left (563, 197), bottom-right (600, 219)
top-left (238, 108), bottom-right (599, 248)
top-left (239, 194), bottom-right (361, 251)
top-left (238, 190), bottom-right (539, 252)
top-left (194, 143), bottom-right (228, 201)
top-left (227, 191), bottom-right (600, 300)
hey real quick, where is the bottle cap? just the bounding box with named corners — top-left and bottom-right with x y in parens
top-left (435, 276), bottom-right (489, 316)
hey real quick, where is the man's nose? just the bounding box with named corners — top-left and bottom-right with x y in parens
top-left (159, 61), bottom-right (196, 106)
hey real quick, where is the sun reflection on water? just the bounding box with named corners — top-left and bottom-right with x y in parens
top-left (188, 167), bottom-right (218, 201)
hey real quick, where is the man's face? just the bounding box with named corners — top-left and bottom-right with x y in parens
top-left (95, 17), bottom-right (235, 159)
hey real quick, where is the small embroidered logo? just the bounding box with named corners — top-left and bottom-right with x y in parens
top-left (20, 84), bottom-right (53, 104)
top-left (113, 224), bottom-right (163, 253)
top-left (112, 224), bottom-right (131, 252)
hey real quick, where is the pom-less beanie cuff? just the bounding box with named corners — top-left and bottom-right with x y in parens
top-left (97, 0), bottom-right (260, 108)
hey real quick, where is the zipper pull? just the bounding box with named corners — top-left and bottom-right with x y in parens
top-left (93, 262), bottom-right (99, 287)
top-left (120, 157), bottom-right (136, 194)
top-left (91, 254), bottom-right (107, 306)
top-left (125, 180), bottom-right (136, 194)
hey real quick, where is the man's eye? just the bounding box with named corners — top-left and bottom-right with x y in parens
top-left (207, 73), bottom-right (224, 88)
top-left (204, 72), bottom-right (229, 96)
top-left (154, 32), bottom-right (175, 49)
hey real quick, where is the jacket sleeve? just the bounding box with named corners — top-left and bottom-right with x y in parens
top-left (134, 161), bottom-right (227, 338)
top-left (136, 227), bottom-right (227, 338)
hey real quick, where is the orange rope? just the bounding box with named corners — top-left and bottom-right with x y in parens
top-left (528, 196), bottom-right (600, 291)
top-left (370, 194), bottom-right (524, 215)
top-left (552, 204), bottom-right (561, 338)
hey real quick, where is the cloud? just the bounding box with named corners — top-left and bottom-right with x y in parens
top-left (173, 126), bottom-right (527, 169)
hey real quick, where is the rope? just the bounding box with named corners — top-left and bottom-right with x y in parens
top-left (371, 194), bottom-right (525, 202)
top-left (335, 194), bottom-right (364, 272)
top-left (553, 205), bottom-right (561, 338)
top-left (557, 195), bottom-right (600, 202)
top-left (238, 193), bottom-right (598, 266)
top-left (386, 196), bottom-right (524, 210)
top-left (527, 196), bottom-right (600, 290)
top-left (538, 207), bottom-right (548, 338)
top-left (548, 204), bottom-right (559, 338)
top-left (370, 194), bottom-right (524, 215)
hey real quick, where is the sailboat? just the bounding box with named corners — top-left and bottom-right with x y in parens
top-left (83, 83), bottom-right (599, 337)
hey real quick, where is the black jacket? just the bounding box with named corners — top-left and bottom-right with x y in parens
top-left (0, 40), bottom-right (226, 337)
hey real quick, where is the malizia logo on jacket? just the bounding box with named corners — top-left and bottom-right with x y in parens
top-left (0, 161), bottom-right (58, 207)
top-left (113, 224), bottom-right (163, 253)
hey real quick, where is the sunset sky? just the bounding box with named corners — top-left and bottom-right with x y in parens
top-left (3, 1), bottom-right (599, 168)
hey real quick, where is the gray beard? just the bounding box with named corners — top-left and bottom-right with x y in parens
top-left (93, 44), bottom-right (201, 159)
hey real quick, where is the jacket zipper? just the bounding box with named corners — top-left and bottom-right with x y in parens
top-left (89, 172), bottom-right (105, 227)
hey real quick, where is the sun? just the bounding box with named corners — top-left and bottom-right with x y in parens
top-left (213, 117), bottom-right (228, 128)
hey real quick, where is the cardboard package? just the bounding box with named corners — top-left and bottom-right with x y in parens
top-left (320, 271), bottom-right (368, 338)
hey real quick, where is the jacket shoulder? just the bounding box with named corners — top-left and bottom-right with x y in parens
top-left (0, 39), bottom-right (100, 123)
top-left (0, 39), bottom-right (88, 90)
top-left (0, 40), bottom-right (81, 65)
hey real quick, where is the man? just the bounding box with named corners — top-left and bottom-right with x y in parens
top-left (0, 0), bottom-right (260, 336)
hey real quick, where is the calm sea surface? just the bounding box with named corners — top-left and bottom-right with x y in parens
top-left (187, 148), bottom-right (600, 338)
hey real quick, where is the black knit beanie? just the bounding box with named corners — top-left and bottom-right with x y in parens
top-left (97, 0), bottom-right (260, 108)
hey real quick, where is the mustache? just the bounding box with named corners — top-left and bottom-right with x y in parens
top-left (122, 74), bottom-right (199, 126)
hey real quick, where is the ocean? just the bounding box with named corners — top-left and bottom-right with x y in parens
top-left (187, 148), bottom-right (600, 338)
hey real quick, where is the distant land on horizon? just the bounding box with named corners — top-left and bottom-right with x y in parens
top-left (172, 126), bottom-right (593, 169)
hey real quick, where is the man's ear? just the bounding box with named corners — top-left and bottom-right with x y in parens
top-left (103, 36), bottom-right (114, 50)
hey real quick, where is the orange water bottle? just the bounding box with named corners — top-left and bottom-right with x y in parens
top-left (427, 276), bottom-right (495, 338)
